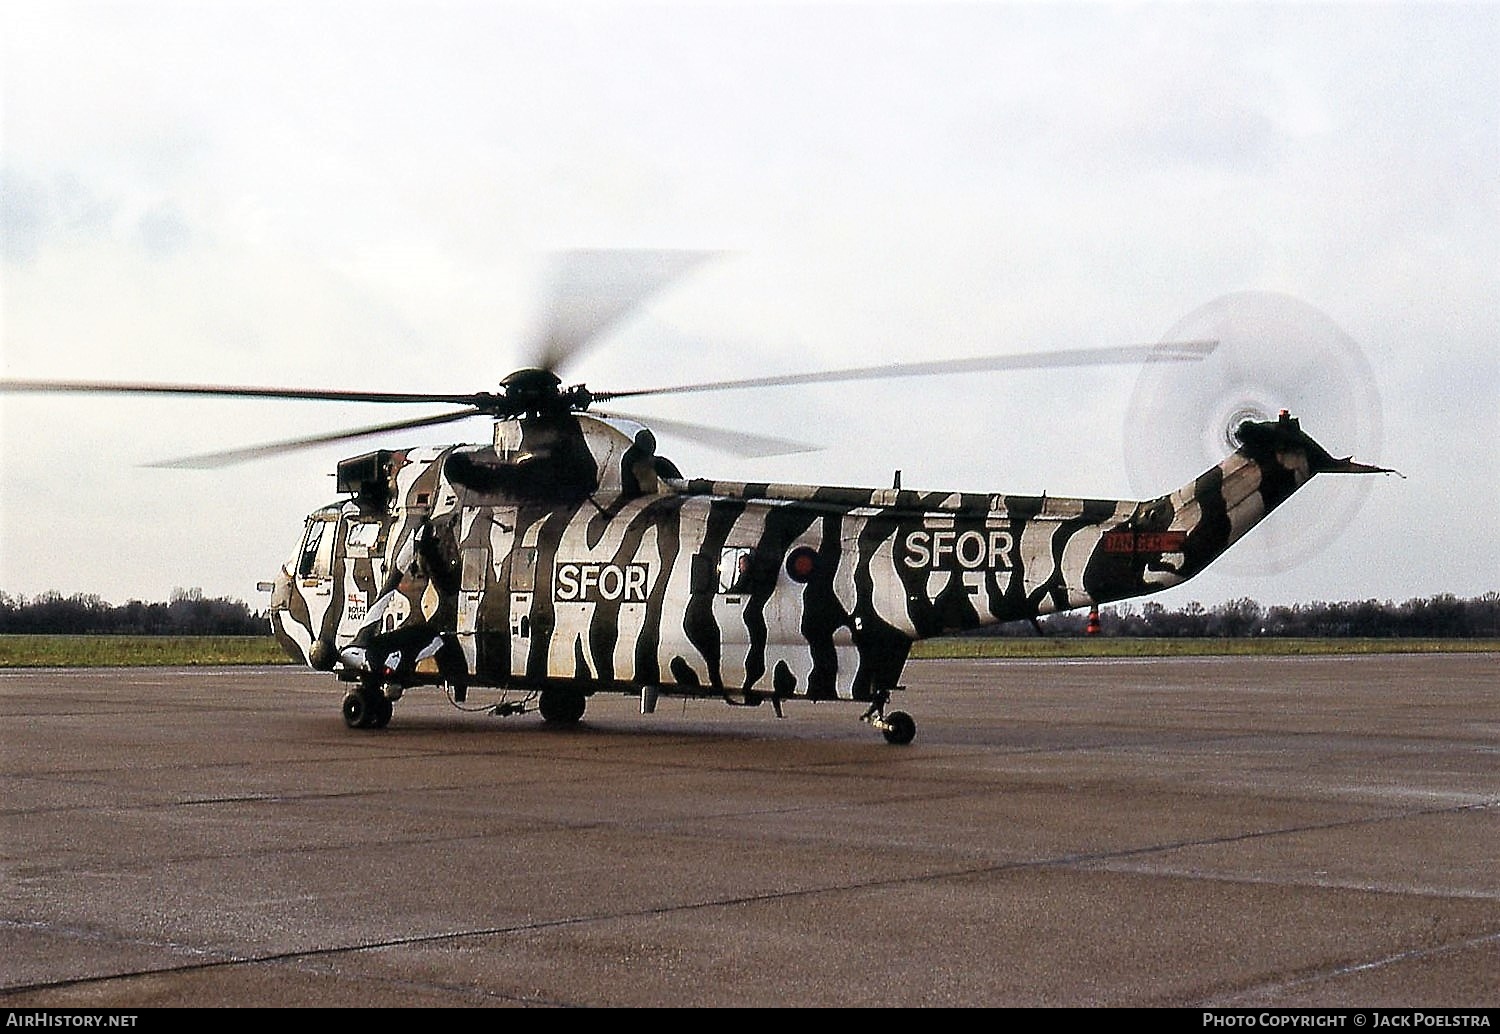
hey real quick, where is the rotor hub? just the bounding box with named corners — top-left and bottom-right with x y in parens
top-left (495, 368), bottom-right (593, 417)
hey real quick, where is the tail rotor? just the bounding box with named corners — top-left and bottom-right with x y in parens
top-left (1124, 291), bottom-right (1383, 575)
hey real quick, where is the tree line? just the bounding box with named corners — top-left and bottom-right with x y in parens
top-left (1034, 592), bottom-right (1499, 638)
top-left (1, 588), bottom-right (1495, 638)
top-left (0, 588), bottom-right (266, 635)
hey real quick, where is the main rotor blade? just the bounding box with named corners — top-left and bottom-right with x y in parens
top-left (0, 379), bottom-right (485, 406)
top-left (524, 249), bottom-right (720, 374)
top-left (596, 340), bottom-right (1219, 401)
top-left (146, 408), bottom-right (482, 469)
top-left (595, 408), bottom-right (818, 458)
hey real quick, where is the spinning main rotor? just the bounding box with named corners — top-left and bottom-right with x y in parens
top-left (0, 249), bottom-right (1217, 468)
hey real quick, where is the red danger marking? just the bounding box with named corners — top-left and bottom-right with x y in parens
top-left (1102, 530), bottom-right (1187, 554)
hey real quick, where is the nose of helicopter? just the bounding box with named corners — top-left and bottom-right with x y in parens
top-left (261, 567), bottom-right (321, 667)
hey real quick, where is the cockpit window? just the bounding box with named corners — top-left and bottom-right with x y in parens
top-left (345, 520), bottom-right (383, 558)
top-left (298, 518), bottom-right (337, 580)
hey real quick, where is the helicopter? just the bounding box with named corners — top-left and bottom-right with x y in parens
top-left (0, 252), bottom-right (1392, 743)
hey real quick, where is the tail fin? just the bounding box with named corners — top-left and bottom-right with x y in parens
top-left (1082, 412), bottom-right (1392, 602)
top-left (1160, 411), bottom-right (1392, 582)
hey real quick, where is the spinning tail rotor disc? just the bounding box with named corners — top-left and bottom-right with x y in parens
top-left (1124, 291), bottom-right (1383, 575)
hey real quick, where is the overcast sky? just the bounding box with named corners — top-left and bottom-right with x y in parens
top-left (2, 2), bottom-right (1496, 609)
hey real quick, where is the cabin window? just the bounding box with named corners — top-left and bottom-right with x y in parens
top-left (719, 547), bottom-right (754, 593)
top-left (298, 518), bottom-right (337, 581)
top-left (700, 546), bottom-right (776, 595)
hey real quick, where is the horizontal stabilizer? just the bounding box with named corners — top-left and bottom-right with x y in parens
top-left (1235, 413), bottom-right (1396, 476)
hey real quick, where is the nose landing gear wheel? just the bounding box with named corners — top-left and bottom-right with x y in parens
top-left (343, 682), bottom-right (393, 730)
top-left (342, 691), bottom-right (373, 729)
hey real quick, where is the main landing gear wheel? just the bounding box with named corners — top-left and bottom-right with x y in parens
top-left (860, 691), bottom-right (917, 745)
top-left (539, 689), bottom-right (587, 725)
top-left (881, 710), bottom-right (916, 746)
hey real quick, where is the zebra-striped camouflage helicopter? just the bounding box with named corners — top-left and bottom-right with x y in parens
top-left (1, 253), bottom-right (1390, 744)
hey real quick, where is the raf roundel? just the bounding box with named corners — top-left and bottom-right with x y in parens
top-left (785, 546), bottom-right (819, 584)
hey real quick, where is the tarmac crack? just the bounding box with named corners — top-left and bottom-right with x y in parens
top-left (1045, 797), bottom-right (1498, 875)
top-left (1202, 927), bottom-right (1500, 1006)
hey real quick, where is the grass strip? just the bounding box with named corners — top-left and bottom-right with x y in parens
top-left (1, 634), bottom-right (1493, 667)
top-left (0, 635), bottom-right (290, 668)
top-left (911, 637), bottom-right (1500, 659)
